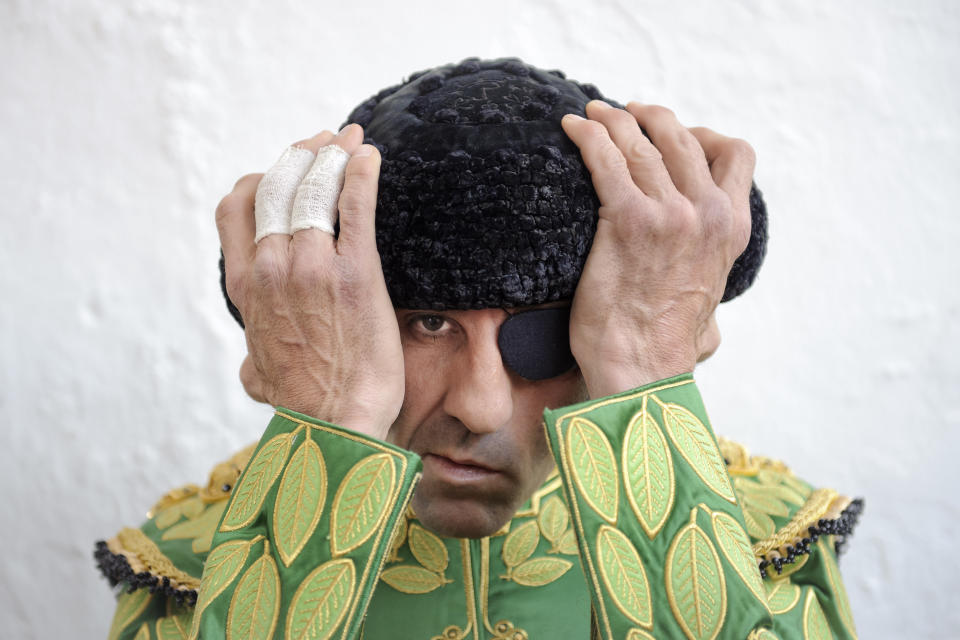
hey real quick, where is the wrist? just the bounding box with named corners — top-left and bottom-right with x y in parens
top-left (574, 338), bottom-right (696, 399)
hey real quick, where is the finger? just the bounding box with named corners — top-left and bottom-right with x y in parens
top-left (336, 143), bottom-right (381, 253)
top-left (255, 131), bottom-right (335, 256)
top-left (561, 113), bottom-right (644, 210)
top-left (688, 127), bottom-right (756, 212)
top-left (584, 100), bottom-right (673, 199)
top-left (254, 146), bottom-right (316, 242)
top-left (290, 124), bottom-right (365, 245)
top-left (625, 103), bottom-right (714, 199)
top-left (216, 173), bottom-right (262, 304)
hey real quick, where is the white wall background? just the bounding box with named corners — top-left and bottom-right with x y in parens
top-left (1, 0), bottom-right (956, 637)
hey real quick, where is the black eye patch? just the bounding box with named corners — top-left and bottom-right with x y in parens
top-left (498, 307), bottom-right (577, 380)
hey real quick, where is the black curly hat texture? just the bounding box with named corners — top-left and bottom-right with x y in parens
top-left (221, 57), bottom-right (766, 323)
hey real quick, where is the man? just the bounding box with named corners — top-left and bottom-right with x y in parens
top-left (96, 58), bottom-right (861, 640)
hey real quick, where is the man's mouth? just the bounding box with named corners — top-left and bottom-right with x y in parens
top-left (422, 453), bottom-right (501, 484)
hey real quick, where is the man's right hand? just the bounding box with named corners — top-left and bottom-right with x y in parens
top-left (217, 125), bottom-right (404, 440)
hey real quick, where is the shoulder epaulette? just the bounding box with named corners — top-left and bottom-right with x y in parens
top-left (719, 437), bottom-right (864, 579)
top-left (94, 443), bottom-right (257, 602)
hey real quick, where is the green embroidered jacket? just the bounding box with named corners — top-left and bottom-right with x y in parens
top-left (97, 374), bottom-right (862, 640)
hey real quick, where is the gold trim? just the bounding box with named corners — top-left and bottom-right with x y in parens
top-left (547, 416), bottom-right (614, 640)
top-left (752, 489), bottom-right (842, 558)
top-left (555, 378), bottom-right (695, 421)
top-left (113, 528), bottom-right (201, 590)
top-left (460, 540), bottom-right (478, 640)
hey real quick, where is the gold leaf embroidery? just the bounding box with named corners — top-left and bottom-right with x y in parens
top-left (285, 558), bottom-right (356, 640)
top-left (743, 506), bottom-right (776, 541)
top-left (157, 611), bottom-right (192, 640)
top-left (735, 480), bottom-right (790, 518)
top-left (408, 523), bottom-right (449, 574)
top-left (595, 525), bottom-right (652, 628)
top-left (386, 519), bottom-right (408, 563)
top-left (156, 496), bottom-right (207, 530)
top-left (747, 630), bottom-right (781, 640)
top-left (755, 471), bottom-right (807, 506)
top-left (510, 557), bottom-right (573, 587)
top-left (108, 589), bottom-right (152, 640)
top-left (711, 511), bottom-right (767, 609)
top-left (226, 545), bottom-right (280, 640)
top-left (221, 432), bottom-right (294, 531)
top-left (658, 398), bottom-right (736, 504)
top-left (802, 590), bottom-right (831, 640)
top-left (133, 622), bottom-right (150, 640)
top-left (779, 473), bottom-right (814, 500)
top-left (160, 598), bottom-right (193, 639)
top-left (666, 510), bottom-right (727, 640)
top-left (537, 495), bottom-right (569, 547)
top-left (765, 579), bottom-right (801, 615)
top-left (330, 453), bottom-right (396, 556)
top-left (565, 417), bottom-right (619, 524)
top-left (189, 537), bottom-right (259, 640)
top-left (818, 538), bottom-right (857, 637)
top-left (556, 529), bottom-right (579, 555)
top-left (626, 630), bottom-right (656, 640)
top-left (273, 436), bottom-right (327, 567)
top-left (502, 520), bottom-right (540, 568)
top-left (161, 501), bottom-right (227, 545)
top-left (623, 397), bottom-right (675, 539)
top-left (381, 565), bottom-right (446, 594)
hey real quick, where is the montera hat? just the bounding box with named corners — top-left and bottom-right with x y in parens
top-left (221, 56), bottom-right (767, 318)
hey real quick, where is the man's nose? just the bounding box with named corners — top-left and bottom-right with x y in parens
top-left (442, 333), bottom-right (514, 434)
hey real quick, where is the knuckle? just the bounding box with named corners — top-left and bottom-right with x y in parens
top-left (598, 140), bottom-right (628, 172)
top-left (728, 138), bottom-right (756, 165)
top-left (644, 104), bottom-right (676, 122)
top-left (338, 184), bottom-right (377, 216)
top-left (288, 255), bottom-right (324, 293)
top-left (251, 250), bottom-right (287, 288)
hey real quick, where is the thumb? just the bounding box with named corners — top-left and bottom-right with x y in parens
top-left (337, 144), bottom-right (381, 253)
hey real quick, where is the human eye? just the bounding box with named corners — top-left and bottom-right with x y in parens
top-left (406, 313), bottom-right (456, 340)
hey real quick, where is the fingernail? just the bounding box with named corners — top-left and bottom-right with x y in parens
top-left (338, 123), bottom-right (354, 134)
top-left (590, 100), bottom-right (612, 109)
top-left (563, 113), bottom-right (585, 121)
top-left (353, 144), bottom-right (373, 157)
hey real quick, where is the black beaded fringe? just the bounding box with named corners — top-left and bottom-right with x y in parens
top-left (94, 540), bottom-right (198, 606)
top-left (757, 498), bottom-right (864, 579)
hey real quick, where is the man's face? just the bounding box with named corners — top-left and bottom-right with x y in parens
top-left (386, 307), bottom-right (586, 538)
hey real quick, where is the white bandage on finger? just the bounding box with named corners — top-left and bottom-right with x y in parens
top-left (254, 145), bottom-right (316, 242)
top-left (290, 145), bottom-right (351, 235)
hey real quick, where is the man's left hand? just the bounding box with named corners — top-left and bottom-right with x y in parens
top-left (561, 101), bottom-right (755, 398)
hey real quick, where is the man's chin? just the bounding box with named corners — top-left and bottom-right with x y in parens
top-left (410, 491), bottom-right (514, 539)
